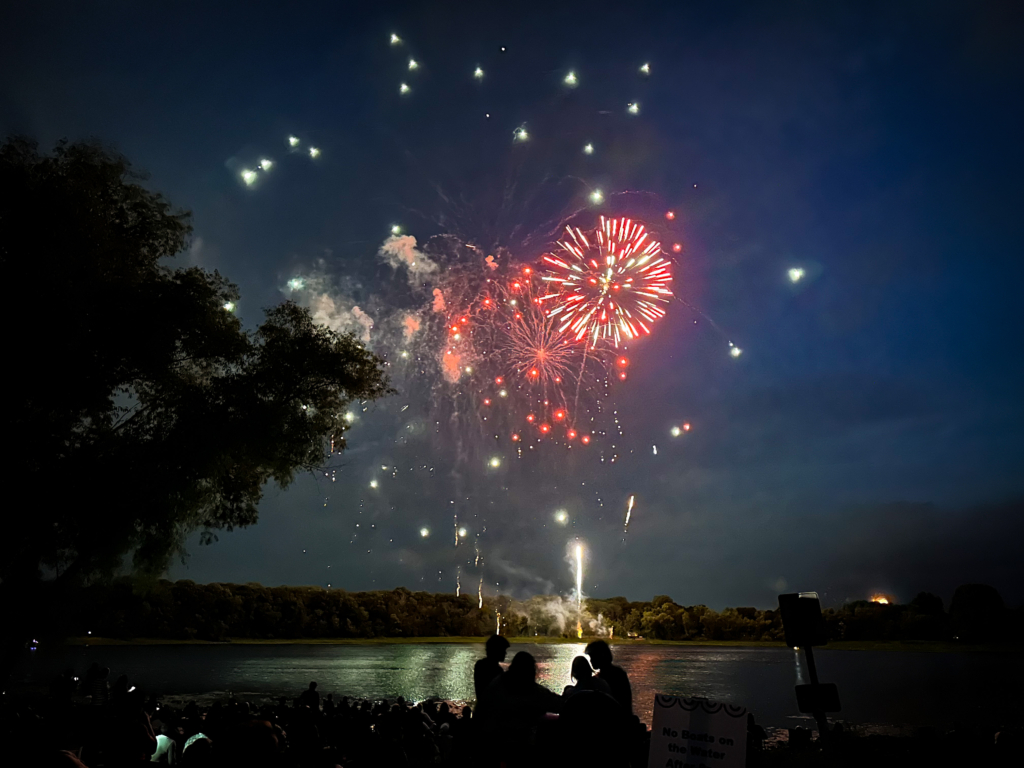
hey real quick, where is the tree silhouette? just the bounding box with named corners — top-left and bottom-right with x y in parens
top-left (0, 138), bottom-right (393, 672)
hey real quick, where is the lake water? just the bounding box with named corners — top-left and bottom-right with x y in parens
top-left (15, 643), bottom-right (1023, 731)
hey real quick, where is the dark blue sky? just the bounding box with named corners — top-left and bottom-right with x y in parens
top-left (4, 1), bottom-right (1023, 607)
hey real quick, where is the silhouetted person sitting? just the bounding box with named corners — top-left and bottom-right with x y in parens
top-left (585, 639), bottom-right (632, 715)
top-left (479, 651), bottom-right (562, 766)
top-left (562, 655), bottom-right (611, 699)
top-left (298, 680), bottom-right (320, 710)
top-left (474, 634), bottom-right (510, 701)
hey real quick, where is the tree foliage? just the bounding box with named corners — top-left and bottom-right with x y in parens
top-left (0, 137), bottom-right (393, 592)
top-left (68, 581), bottom-right (1020, 644)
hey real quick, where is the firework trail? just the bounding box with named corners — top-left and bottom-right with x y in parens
top-left (575, 542), bottom-right (584, 639)
top-left (624, 494), bottom-right (635, 534)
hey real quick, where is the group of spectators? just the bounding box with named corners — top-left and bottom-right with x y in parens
top-left (13, 638), bottom-right (649, 767)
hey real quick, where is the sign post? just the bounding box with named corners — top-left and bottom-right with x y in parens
top-left (778, 592), bottom-right (841, 739)
top-left (647, 695), bottom-right (748, 768)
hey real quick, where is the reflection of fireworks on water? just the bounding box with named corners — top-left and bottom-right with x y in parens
top-left (541, 216), bottom-right (673, 347)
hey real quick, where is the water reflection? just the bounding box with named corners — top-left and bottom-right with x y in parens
top-left (16, 642), bottom-right (1024, 729)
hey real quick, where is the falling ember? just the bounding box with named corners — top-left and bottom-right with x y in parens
top-left (624, 495), bottom-right (635, 533)
top-left (456, 566), bottom-right (461, 597)
top-left (479, 578), bottom-right (484, 609)
top-left (540, 216), bottom-right (673, 347)
top-left (496, 612), bottom-right (501, 634)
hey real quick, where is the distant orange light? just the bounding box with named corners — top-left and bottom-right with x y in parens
top-left (665, 211), bottom-right (675, 220)
top-left (581, 435), bottom-right (591, 444)
top-left (513, 282), bottom-right (521, 289)
top-left (672, 243), bottom-right (683, 253)
top-left (529, 369), bottom-right (539, 378)
top-left (511, 433), bottom-right (520, 442)
top-left (450, 326), bottom-right (459, 333)
top-left (483, 399), bottom-right (491, 406)
top-left (567, 429), bottom-right (577, 440)
top-left (683, 423), bottom-right (691, 431)
top-left (870, 594), bottom-right (892, 605)
top-left (539, 423), bottom-right (550, 434)
top-left (483, 299), bottom-right (491, 306)
top-left (460, 316), bottom-right (468, 323)
top-left (619, 372), bottom-right (627, 380)
top-left (554, 376), bottom-right (561, 383)
top-left (554, 410), bottom-right (566, 421)
top-left (523, 267), bottom-right (532, 274)
top-left (617, 357), bottom-right (629, 367)
top-left (526, 414), bottom-right (535, 423)
top-left (495, 377), bottom-right (504, 385)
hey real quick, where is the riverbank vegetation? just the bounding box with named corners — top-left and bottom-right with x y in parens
top-left (62, 579), bottom-right (1022, 647)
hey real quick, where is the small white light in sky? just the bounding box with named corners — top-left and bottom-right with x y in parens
top-left (788, 267), bottom-right (806, 283)
top-left (627, 102), bottom-right (640, 115)
top-left (344, 411), bottom-right (355, 423)
top-left (391, 224), bottom-right (402, 235)
top-left (590, 189), bottom-right (604, 204)
top-left (241, 170), bottom-right (257, 185)
top-left (309, 147), bottom-right (321, 158)
top-left (401, 351), bottom-right (409, 359)
top-left (408, 58), bottom-right (419, 70)
top-left (583, 143), bottom-right (594, 155)
top-left (514, 126), bottom-right (529, 141)
top-left (287, 277), bottom-right (304, 291)
top-left (390, 33), bottom-right (401, 45)
top-left (223, 301), bottom-right (235, 312)
top-left (288, 136), bottom-right (300, 147)
top-left (259, 158), bottom-right (273, 171)
top-left (671, 426), bottom-right (682, 437)
top-left (458, 527), bottom-right (467, 537)
top-left (499, 389), bottom-right (508, 398)
top-left (554, 510), bottom-right (569, 525)
top-left (369, 480), bottom-right (378, 489)
top-left (399, 82), bottom-right (410, 94)
top-left (420, 527), bottom-right (429, 538)
top-left (730, 346), bottom-right (743, 358)
top-left (474, 66), bottom-right (484, 79)
top-left (564, 71), bottom-right (578, 87)
top-left (640, 63), bottom-right (651, 74)
top-left (489, 457), bottom-right (501, 468)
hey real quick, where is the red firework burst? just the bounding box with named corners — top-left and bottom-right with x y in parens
top-left (540, 216), bottom-right (673, 346)
top-left (497, 272), bottom-right (578, 387)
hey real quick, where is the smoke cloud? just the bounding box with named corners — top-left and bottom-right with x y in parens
top-left (379, 235), bottom-right (438, 283)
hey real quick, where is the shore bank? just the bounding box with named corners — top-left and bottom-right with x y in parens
top-left (59, 636), bottom-right (1018, 653)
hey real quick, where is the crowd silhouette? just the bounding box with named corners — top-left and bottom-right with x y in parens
top-left (11, 638), bottom-right (652, 768)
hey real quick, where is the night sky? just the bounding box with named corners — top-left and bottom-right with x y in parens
top-left (3, 1), bottom-right (1023, 608)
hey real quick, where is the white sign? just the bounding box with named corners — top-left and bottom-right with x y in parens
top-left (647, 695), bottom-right (748, 768)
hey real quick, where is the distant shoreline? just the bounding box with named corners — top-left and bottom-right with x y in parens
top-left (60, 637), bottom-right (1016, 653)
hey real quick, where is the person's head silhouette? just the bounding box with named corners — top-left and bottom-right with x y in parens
top-left (570, 655), bottom-right (594, 684)
top-left (584, 640), bottom-right (613, 670)
top-left (308, 681), bottom-right (317, 690)
top-left (485, 633), bottom-right (511, 661)
top-left (506, 651), bottom-right (537, 690)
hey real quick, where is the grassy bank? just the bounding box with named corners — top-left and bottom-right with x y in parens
top-left (60, 636), bottom-right (1018, 652)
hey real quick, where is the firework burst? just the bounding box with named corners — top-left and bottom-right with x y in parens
top-left (540, 216), bottom-right (673, 347)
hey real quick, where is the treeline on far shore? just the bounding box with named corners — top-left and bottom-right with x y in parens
top-left (66, 579), bottom-right (1022, 644)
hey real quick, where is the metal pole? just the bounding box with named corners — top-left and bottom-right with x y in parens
top-left (803, 646), bottom-right (829, 740)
